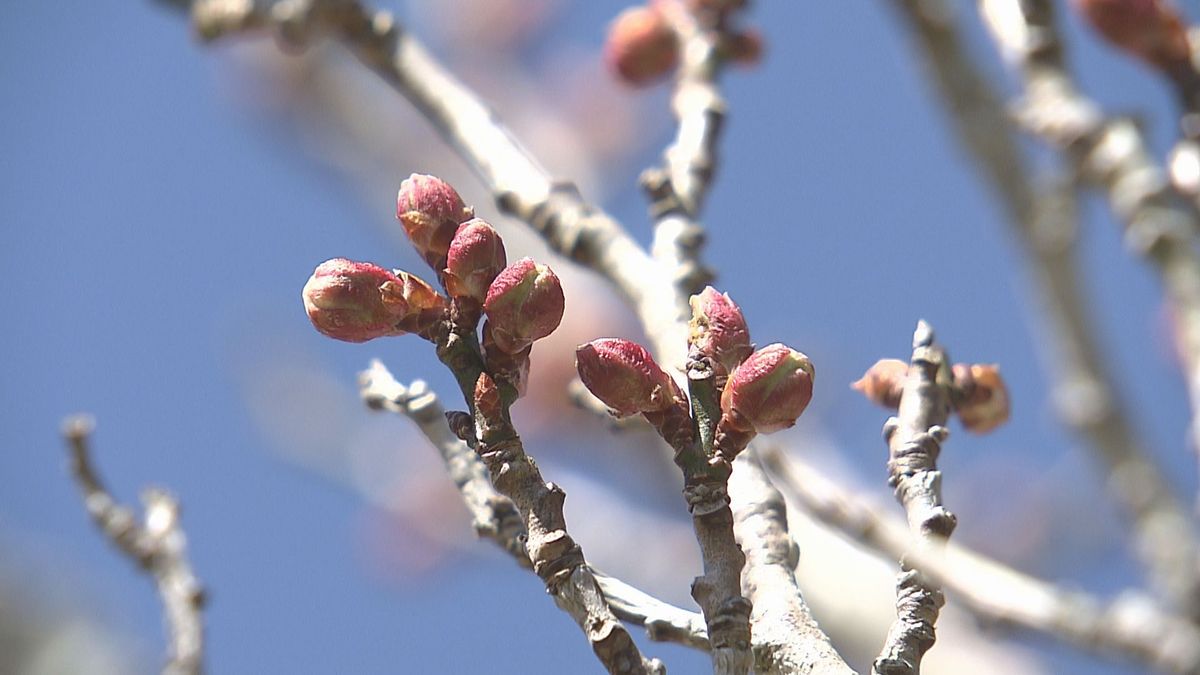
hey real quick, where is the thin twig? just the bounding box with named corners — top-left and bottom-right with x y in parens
top-left (871, 321), bottom-right (956, 675)
top-left (730, 451), bottom-right (856, 675)
top-left (977, 0), bottom-right (1200, 535)
top-left (889, 0), bottom-right (1200, 619)
top-left (62, 415), bottom-right (206, 675)
top-left (358, 360), bottom-right (709, 653)
top-left (763, 447), bottom-right (1200, 674)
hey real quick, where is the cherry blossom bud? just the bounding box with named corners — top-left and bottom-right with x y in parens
top-left (953, 364), bottom-right (1010, 434)
top-left (723, 29), bottom-right (764, 66)
top-left (576, 338), bottom-right (684, 417)
top-left (483, 258), bottom-right (565, 354)
top-left (302, 258), bottom-right (409, 343)
top-left (688, 286), bottom-right (752, 376)
top-left (852, 359), bottom-right (908, 409)
top-left (444, 219), bottom-right (507, 304)
top-left (396, 174), bottom-right (474, 268)
top-left (721, 344), bottom-right (814, 433)
top-left (604, 6), bottom-right (679, 87)
top-left (1072, 0), bottom-right (1191, 72)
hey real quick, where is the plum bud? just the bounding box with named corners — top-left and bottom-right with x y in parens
top-left (444, 219), bottom-right (507, 304)
top-left (483, 258), bottom-right (565, 354)
top-left (953, 364), bottom-right (1010, 434)
top-left (303, 258), bottom-right (409, 343)
top-left (604, 6), bottom-right (679, 87)
top-left (721, 344), bottom-right (814, 433)
top-left (396, 174), bottom-right (474, 269)
top-left (1072, 0), bottom-right (1191, 72)
top-left (689, 286), bottom-right (752, 376)
top-left (852, 359), bottom-right (908, 409)
top-left (576, 338), bottom-right (684, 417)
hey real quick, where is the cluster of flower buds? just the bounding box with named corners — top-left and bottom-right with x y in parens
top-left (852, 359), bottom-right (1011, 434)
top-left (304, 175), bottom-right (565, 395)
top-left (577, 287), bottom-right (812, 463)
top-left (1072, 0), bottom-right (1192, 74)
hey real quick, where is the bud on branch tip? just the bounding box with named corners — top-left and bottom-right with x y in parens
top-left (303, 258), bottom-right (410, 343)
top-left (576, 338), bottom-right (684, 417)
top-left (689, 286), bottom-right (752, 376)
top-left (445, 218), bottom-right (507, 305)
top-left (483, 258), bottom-right (565, 354)
top-left (604, 5), bottom-right (679, 87)
top-left (721, 343), bottom-right (814, 434)
top-left (396, 173), bottom-right (474, 269)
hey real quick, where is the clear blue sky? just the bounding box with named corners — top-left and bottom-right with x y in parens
top-left (1, 1), bottom-right (1194, 673)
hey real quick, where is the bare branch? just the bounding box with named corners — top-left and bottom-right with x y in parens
top-left (887, 0), bottom-right (1200, 619)
top-left (359, 360), bottom-right (709, 654)
top-left (62, 415), bottom-right (206, 675)
top-left (871, 321), bottom-right (956, 675)
top-left (730, 451), bottom-right (856, 675)
top-left (764, 448), bottom-right (1200, 674)
top-left (978, 0), bottom-right (1200, 538)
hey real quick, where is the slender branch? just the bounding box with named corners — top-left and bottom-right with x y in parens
top-left (359, 360), bottom-right (708, 653)
top-left (61, 415), bottom-right (206, 675)
top-left (871, 321), bottom-right (956, 675)
top-left (730, 451), bottom-right (856, 675)
top-left (976, 0), bottom-right (1200, 527)
top-left (889, 0), bottom-right (1200, 619)
top-left (763, 447), bottom-right (1200, 674)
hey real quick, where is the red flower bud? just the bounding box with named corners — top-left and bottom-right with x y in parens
top-left (576, 338), bottom-right (684, 417)
top-left (1072, 0), bottom-right (1191, 72)
top-left (444, 218), bottom-right (507, 304)
top-left (303, 258), bottom-right (409, 343)
top-left (852, 359), bottom-right (908, 409)
top-left (688, 286), bottom-right (752, 376)
top-left (483, 258), bottom-right (565, 354)
top-left (721, 344), bottom-right (814, 433)
top-left (396, 174), bottom-right (474, 269)
top-left (953, 364), bottom-right (1010, 434)
top-left (604, 6), bottom-right (679, 87)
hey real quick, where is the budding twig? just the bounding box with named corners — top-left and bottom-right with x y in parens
top-left (61, 415), bottom-right (206, 675)
top-left (763, 446), bottom-right (1200, 674)
top-left (872, 321), bottom-right (956, 675)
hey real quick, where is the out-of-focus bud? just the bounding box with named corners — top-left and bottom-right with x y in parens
top-left (1072, 0), bottom-right (1191, 72)
top-left (721, 344), bottom-right (814, 433)
top-left (303, 258), bottom-right (409, 343)
top-left (396, 174), bottom-right (474, 268)
top-left (576, 338), bottom-right (684, 417)
top-left (483, 258), bottom-right (565, 354)
top-left (688, 286), bottom-right (752, 376)
top-left (604, 6), bottom-right (679, 87)
top-left (852, 359), bottom-right (908, 409)
top-left (722, 29), bottom-right (764, 66)
top-left (444, 219), bottom-right (507, 304)
top-left (953, 364), bottom-right (1010, 434)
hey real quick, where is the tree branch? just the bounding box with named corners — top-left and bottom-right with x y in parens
top-left (61, 415), bottom-right (206, 675)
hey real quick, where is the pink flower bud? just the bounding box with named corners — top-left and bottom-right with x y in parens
top-left (689, 286), bottom-right (752, 376)
top-left (852, 359), bottom-right (908, 409)
top-left (444, 218), bottom-right (507, 304)
top-left (576, 338), bottom-right (684, 417)
top-left (1072, 0), bottom-right (1191, 72)
top-left (482, 258), bottom-right (565, 354)
top-left (721, 344), bottom-right (814, 434)
top-left (953, 364), bottom-right (1010, 434)
top-left (303, 258), bottom-right (409, 343)
top-left (396, 174), bottom-right (474, 268)
top-left (604, 6), bottom-right (679, 87)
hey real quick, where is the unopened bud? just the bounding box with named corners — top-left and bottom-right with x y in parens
top-left (396, 174), bottom-right (474, 269)
top-left (689, 286), bottom-right (752, 376)
top-left (723, 29), bottom-right (764, 66)
top-left (721, 344), bottom-right (814, 433)
top-left (303, 258), bottom-right (409, 343)
top-left (604, 6), bottom-right (679, 87)
top-left (852, 359), bottom-right (908, 408)
top-left (445, 219), bottom-right (507, 304)
top-left (483, 258), bottom-right (565, 354)
top-left (1072, 0), bottom-right (1191, 72)
top-left (953, 364), bottom-right (1010, 434)
top-left (576, 338), bottom-right (684, 417)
